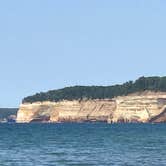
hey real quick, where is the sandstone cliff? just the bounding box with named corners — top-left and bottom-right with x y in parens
top-left (16, 92), bottom-right (166, 123)
top-left (17, 100), bottom-right (116, 123)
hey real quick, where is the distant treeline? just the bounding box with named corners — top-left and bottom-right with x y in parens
top-left (23, 76), bottom-right (166, 103)
top-left (0, 108), bottom-right (18, 119)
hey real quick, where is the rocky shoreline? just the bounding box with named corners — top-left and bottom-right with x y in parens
top-left (16, 91), bottom-right (166, 123)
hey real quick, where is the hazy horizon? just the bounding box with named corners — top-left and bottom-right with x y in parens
top-left (1, 0), bottom-right (166, 107)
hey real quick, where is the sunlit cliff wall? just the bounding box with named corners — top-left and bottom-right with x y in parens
top-left (17, 92), bottom-right (166, 123)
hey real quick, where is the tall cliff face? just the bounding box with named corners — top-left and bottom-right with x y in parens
top-left (16, 92), bottom-right (166, 123)
top-left (109, 94), bottom-right (166, 123)
top-left (16, 100), bottom-right (116, 123)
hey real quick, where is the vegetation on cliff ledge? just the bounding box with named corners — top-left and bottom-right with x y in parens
top-left (23, 76), bottom-right (166, 103)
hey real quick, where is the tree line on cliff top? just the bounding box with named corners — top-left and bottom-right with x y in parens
top-left (23, 76), bottom-right (166, 103)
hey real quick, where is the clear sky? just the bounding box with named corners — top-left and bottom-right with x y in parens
top-left (0, 0), bottom-right (166, 107)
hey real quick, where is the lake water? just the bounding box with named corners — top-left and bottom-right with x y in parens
top-left (0, 123), bottom-right (166, 166)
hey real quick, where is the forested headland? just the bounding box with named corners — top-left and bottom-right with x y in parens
top-left (23, 76), bottom-right (166, 103)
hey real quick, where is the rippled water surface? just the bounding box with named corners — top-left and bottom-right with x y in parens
top-left (0, 123), bottom-right (166, 166)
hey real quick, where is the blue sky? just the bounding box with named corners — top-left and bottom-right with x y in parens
top-left (0, 0), bottom-right (166, 107)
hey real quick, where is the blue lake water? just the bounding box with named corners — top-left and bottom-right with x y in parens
top-left (0, 123), bottom-right (166, 166)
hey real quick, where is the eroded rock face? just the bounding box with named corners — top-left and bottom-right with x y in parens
top-left (16, 92), bottom-right (166, 123)
top-left (16, 100), bottom-right (116, 123)
top-left (109, 95), bottom-right (166, 123)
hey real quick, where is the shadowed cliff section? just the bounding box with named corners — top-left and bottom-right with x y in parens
top-left (149, 106), bottom-right (166, 123)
